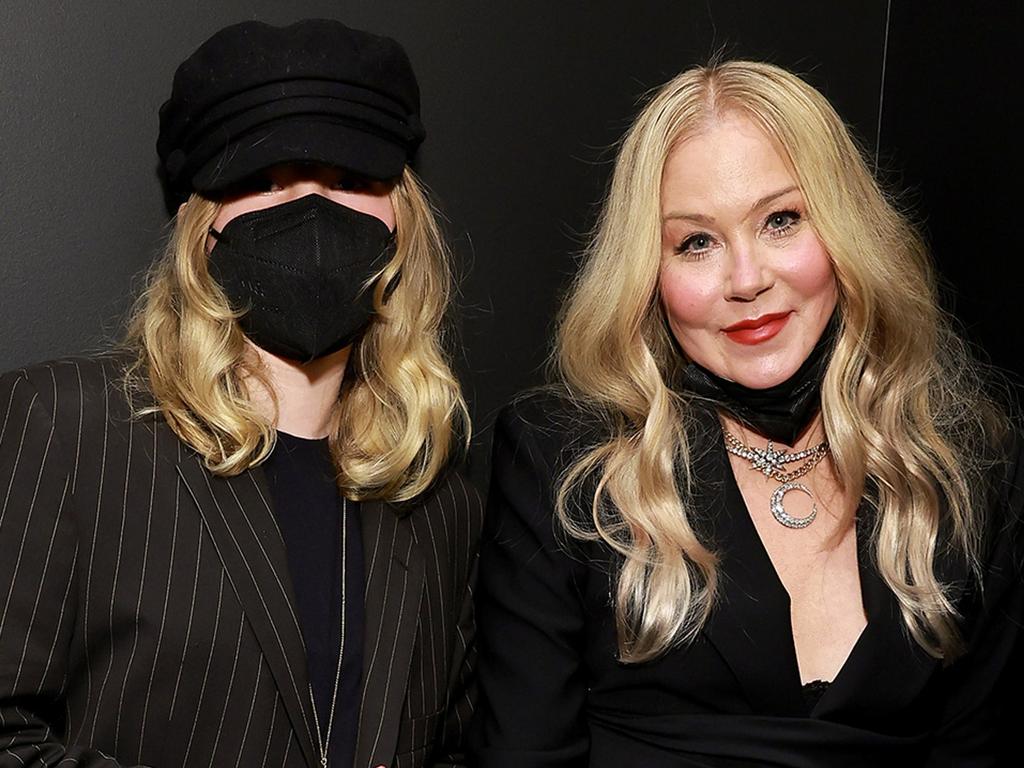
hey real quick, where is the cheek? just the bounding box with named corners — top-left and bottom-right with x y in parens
top-left (658, 264), bottom-right (717, 335)
top-left (207, 198), bottom-right (263, 254)
top-left (207, 193), bottom-right (278, 253)
top-left (210, 196), bottom-right (267, 234)
top-left (784, 235), bottom-right (837, 302)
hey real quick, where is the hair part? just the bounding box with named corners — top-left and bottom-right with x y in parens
top-left (125, 167), bottom-right (468, 502)
top-left (556, 60), bottom-right (1004, 663)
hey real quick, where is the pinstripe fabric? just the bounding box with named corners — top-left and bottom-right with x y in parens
top-left (0, 356), bottom-right (482, 768)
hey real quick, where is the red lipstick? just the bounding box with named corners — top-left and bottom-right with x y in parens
top-left (722, 311), bottom-right (791, 345)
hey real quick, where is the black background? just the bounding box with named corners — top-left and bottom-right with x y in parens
top-left (1, 1), bottom-right (1019, 489)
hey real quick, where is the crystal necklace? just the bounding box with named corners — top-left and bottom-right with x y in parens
top-left (310, 498), bottom-right (347, 768)
top-left (723, 431), bottom-right (830, 529)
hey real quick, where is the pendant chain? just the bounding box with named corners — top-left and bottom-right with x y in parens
top-left (723, 431), bottom-right (830, 529)
top-left (722, 431), bottom-right (829, 483)
top-left (311, 498), bottom-right (347, 768)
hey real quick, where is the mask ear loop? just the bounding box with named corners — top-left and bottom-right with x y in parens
top-left (203, 226), bottom-right (227, 259)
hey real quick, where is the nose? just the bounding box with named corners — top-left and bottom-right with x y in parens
top-left (725, 242), bottom-right (773, 302)
top-left (281, 178), bottom-right (332, 201)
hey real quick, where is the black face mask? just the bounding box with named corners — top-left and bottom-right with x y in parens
top-left (208, 194), bottom-right (396, 362)
top-left (679, 312), bottom-right (839, 445)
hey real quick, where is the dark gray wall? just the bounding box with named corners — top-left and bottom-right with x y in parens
top-left (2, 1), bottom-right (1012, 486)
top-left (879, 1), bottom-right (1022, 379)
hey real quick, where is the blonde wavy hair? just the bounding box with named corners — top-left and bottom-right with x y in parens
top-left (125, 168), bottom-right (468, 502)
top-left (556, 60), bottom-right (1003, 663)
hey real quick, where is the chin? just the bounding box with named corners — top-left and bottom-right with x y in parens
top-left (721, 353), bottom-right (808, 390)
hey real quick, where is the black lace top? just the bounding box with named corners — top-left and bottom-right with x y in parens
top-left (801, 680), bottom-right (831, 711)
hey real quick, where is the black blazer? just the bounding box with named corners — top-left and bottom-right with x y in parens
top-left (0, 355), bottom-right (483, 768)
top-left (473, 393), bottom-right (1024, 767)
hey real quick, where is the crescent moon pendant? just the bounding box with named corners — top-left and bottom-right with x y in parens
top-left (769, 482), bottom-right (817, 529)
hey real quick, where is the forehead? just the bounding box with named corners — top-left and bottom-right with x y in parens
top-left (661, 111), bottom-right (798, 214)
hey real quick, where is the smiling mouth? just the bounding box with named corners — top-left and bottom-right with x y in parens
top-left (722, 311), bottom-right (792, 345)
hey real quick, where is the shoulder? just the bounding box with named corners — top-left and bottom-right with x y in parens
top-left (493, 387), bottom-right (606, 481)
top-left (985, 424), bottom-right (1024, 564)
top-left (939, 423), bottom-right (1024, 616)
top-left (496, 387), bottom-right (592, 437)
top-left (487, 390), bottom-right (608, 557)
top-left (1, 353), bottom-right (133, 431)
top-left (0, 354), bottom-right (141, 507)
top-left (418, 468), bottom-right (484, 525)
top-left (996, 423), bottom-right (1024, 511)
top-left (403, 467), bottom-right (485, 556)
top-left (1, 352), bottom-right (127, 388)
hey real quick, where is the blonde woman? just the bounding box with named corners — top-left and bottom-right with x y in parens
top-left (0, 20), bottom-right (481, 768)
top-left (474, 61), bottom-right (1021, 766)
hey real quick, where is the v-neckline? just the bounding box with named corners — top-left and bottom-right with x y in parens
top-left (714, 430), bottom-right (873, 710)
top-left (689, 406), bottom-right (942, 718)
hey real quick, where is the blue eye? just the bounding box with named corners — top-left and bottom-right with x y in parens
top-left (675, 232), bottom-right (715, 259)
top-left (765, 210), bottom-right (800, 233)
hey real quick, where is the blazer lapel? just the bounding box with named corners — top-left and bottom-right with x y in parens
top-left (694, 429), bottom-right (809, 716)
top-left (354, 499), bottom-right (426, 768)
top-left (815, 521), bottom-right (938, 717)
top-left (695, 422), bottom-right (937, 719)
top-left (165, 427), bottom-right (319, 768)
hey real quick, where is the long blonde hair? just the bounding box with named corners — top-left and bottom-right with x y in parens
top-left (556, 60), bottom-right (1003, 663)
top-left (125, 168), bottom-right (468, 502)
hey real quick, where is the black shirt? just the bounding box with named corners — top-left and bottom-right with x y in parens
top-left (263, 431), bottom-right (365, 768)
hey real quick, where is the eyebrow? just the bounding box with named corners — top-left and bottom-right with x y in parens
top-left (662, 185), bottom-right (800, 224)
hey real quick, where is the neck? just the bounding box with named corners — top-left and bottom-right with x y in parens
top-left (247, 341), bottom-right (351, 439)
top-left (720, 411), bottom-right (826, 451)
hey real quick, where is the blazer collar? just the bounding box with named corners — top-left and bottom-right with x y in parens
top-left (157, 424), bottom-right (321, 768)
top-left (156, 421), bottom-right (428, 768)
top-left (694, 427), bottom-right (808, 716)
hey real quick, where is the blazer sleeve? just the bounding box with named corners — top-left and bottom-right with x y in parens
top-left (924, 432), bottom-right (1024, 766)
top-left (0, 368), bottom-right (146, 767)
top-left (471, 402), bottom-right (590, 768)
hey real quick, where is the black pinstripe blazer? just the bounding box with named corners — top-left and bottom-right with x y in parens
top-left (0, 355), bottom-right (482, 768)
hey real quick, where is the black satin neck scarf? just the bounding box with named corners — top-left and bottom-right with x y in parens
top-left (680, 313), bottom-right (839, 445)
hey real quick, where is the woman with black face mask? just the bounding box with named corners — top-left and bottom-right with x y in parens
top-left (472, 61), bottom-right (1023, 767)
top-left (0, 19), bottom-right (481, 768)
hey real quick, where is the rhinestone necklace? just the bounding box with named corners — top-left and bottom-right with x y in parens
top-left (310, 498), bottom-right (347, 768)
top-left (723, 431), bottom-right (830, 529)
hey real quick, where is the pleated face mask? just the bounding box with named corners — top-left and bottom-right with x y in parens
top-left (208, 194), bottom-right (396, 362)
top-left (680, 312), bottom-right (839, 445)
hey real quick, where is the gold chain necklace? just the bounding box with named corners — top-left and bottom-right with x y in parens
top-left (310, 498), bottom-right (347, 768)
top-left (723, 431), bottom-right (830, 529)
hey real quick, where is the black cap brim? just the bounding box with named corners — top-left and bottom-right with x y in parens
top-left (191, 119), bottom-right (408, 194)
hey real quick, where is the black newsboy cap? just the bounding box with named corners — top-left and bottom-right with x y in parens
top-left (158, 19), bottom-right (425, 202)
